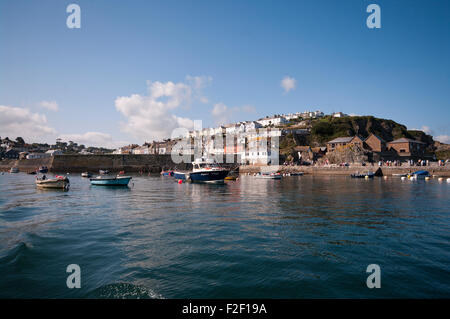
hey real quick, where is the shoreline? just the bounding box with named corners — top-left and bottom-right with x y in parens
top-left (1, 155), bottom-right (450, 177)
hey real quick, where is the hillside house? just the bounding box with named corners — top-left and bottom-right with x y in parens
top-left (387, 138), bottom-right (427, 156)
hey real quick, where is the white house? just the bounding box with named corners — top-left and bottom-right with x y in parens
top-left (27, 153), bottom-right (50, 159)
top-left (46, 149), bottom-right (63, 156)
top-left (257, 116), bottom-right (288, 127)
top-left (332, 112), bottom-right (347, 118)
top-left (132, 146), bottom-right (149, 154)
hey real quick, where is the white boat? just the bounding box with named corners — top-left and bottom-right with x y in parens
top-left (36, 176), bottom-right (70, 190)
top-left (255, 173), bottom-right (282, 180)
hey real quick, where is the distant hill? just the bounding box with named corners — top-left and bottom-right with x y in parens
top-left (306, 115), bottom-right (435, 148)
top-left (434, 141), bottom-right (450, 160)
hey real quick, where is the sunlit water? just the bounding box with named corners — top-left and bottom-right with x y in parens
top-left (0, 173), bottom-right (449, 298)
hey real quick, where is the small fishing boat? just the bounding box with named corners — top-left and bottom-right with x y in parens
top-left (28, 171), bottom-right (37, 175)
top-left (408, 170), bottom-right (430, 180)
top-left (36, 175), bottom-right (70, 190)
top-left (256, 173), bottom-right (282, 180)
top-left (174, 158), bottom-right (229, 184)
top-left (99, 169), bottom-right (110, 175)
top-left (90, 175), bottom-right (132, 186)
top-left (38, 166), bottom-right (48, 173)
top-left (393, 173), bottom-right (407, 178)
top-left (10, 167), bottom-right (19, 173)
top-left (351, 171), bottom-right (375, 178)
top-left (81, 172), bottom-right (92, 178)
top-left (160, 170), bottom-right (174, 177)
top-left (285, 172), bottom-right (304, 176)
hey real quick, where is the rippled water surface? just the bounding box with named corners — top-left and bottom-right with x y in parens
top-left (0, 173), bottom-right (449, 298)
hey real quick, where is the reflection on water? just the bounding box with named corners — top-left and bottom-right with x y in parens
top-left (0, 173), bottom-right (449, 298)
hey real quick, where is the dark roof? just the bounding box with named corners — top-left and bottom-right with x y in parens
top-left (327, 137), bottom-right (353, 144)
top-left (389, 138), bottom-right (426, 144)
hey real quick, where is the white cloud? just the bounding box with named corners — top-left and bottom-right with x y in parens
top-left (420, 126), bottom-right (433, 135)
top-left (39, 100), bottom-right (59, 111)
top-left (281, 76), bottom-right (296, 93)
top-left (0, 105), bottom-right (56, 141)
top-left (435, 135), bottom-right (450, 144)
top-left (211, 103), bottom-right (257, 125)
top-left (58, 132), bottom-right (129, 149)
top-left (411, 125), bottom-right (434, 135)
top-left (211, 102), bottom-right (228, 116)
top-left (115, 76), bottom-right (211, 141)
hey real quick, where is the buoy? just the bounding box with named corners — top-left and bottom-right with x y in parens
top-left (447, 178), bottom-right (450, 183)
top-left (425, 176), bottom-right (430, 181)
top-left (401, 176), bottom-right (406, 181)
top-left (178, 180), bottom-right (183, 184)
top-left (365, 175), bottom-right (369, 179)
top-left (383, 176), bottom-right (388, 179)
top-left (438, 177), bottom-right (443, 181)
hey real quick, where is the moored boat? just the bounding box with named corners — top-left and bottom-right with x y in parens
top-left (255, 173), bottom-right (282, 180)
top-left (174, 158), bottom-right (229, 184)
top-left (351, 171), bottom-right (375, 178)
top-left (38, 166), bottom-right (48, 173)
top-left (90, 175), bottom-right (132, 186)
top-left (392, 173), bottom-right (407, 177)
top-left (408, 170), bottom-right (430, 180)
top-left (36, 175), bottom-right (70, 190)
top-left (81, 172), bottom-right (92, 178)
top-left (161, 170), bottom-right (174, 177)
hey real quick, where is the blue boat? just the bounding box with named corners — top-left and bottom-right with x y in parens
top-left (90, 175), bottom-right (132, 186)
top-left (174, 158), bottom-right (229, 184)
top-left (161, 170), bottom-right (174, 177)
top-left (408, 170), bottom-right (430, 179)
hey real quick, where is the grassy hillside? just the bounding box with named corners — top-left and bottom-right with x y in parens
top-left (307, 116), bottom-right (434, 147)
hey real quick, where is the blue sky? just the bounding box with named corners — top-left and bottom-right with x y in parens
top-left (0, 0), bottom-right (449, 147)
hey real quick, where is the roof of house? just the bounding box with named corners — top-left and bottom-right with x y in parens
top-left (327, 137), bottom-right (354, 144)
top-left (367, 133), bottom-right (386, 142)
top-left (351, 135), bottom-right (365, 142)
top-left (388, 138), bottom-right (426, 144)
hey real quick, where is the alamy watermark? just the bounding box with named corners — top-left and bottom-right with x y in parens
top-left (366, 4), bottom-right (381, 29)
top-left (366, 264), bottom-right (381, 289)
top-left (66, 4), bottom-right (81, 29)
top-left (169, 120), bottom-right (281, 169)
top-left (66, 264), bottom-right (81, 289)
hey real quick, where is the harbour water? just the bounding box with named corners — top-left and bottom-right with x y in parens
top-left (0, 173), bottom-right (449, 298)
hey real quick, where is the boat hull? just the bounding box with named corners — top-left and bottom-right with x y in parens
top-left (90, 176), bottom-right (132, 186)
top-left (409, 170), bottom-right (430, 179)
top-left (36, 178), bottom-right (70, 189)
top-left (256, 174), bottom-right (282, 180)
top-left (174, 170), bottom-right (229, 183)
top-left (38, 167), bottom-right (48, 173)
top-left (161, 171), bottom-right (174, 177)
